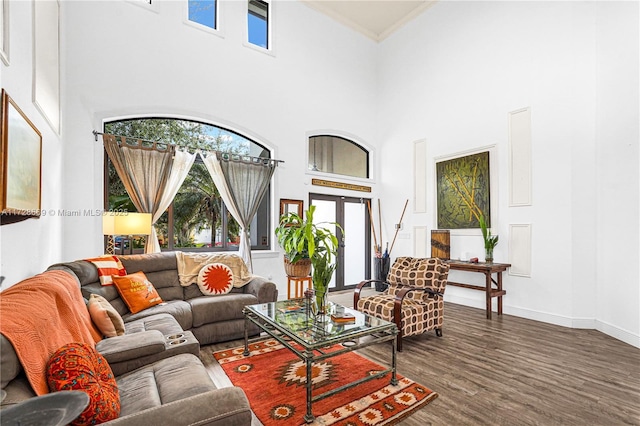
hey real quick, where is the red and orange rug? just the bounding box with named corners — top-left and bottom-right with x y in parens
top-left (213, 339), bottom-right (438, 425)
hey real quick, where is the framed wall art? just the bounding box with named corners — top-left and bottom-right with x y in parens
top-left (436, 150), bottom-right (491, 229)
top-left (1, 89), bottom-right (43, 219)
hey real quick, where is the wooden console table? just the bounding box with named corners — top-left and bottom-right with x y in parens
top-left (445, 260), bottom-right (511, 319)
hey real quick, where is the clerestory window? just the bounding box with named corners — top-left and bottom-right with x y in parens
top-left (104, 118), bottom-right (271, 252)
top-left (248, 0), bottom-right (269, 49)
top-left (308, 135), bottom-right (369, 179)
top-left (188, 0), bottom-right (217, 30)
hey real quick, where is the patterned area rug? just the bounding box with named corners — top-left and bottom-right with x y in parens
top-left (213, 339), bottom-right (438, 426)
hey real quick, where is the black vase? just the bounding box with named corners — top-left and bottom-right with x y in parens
top-left (374, 257), bottom-right (390, 292)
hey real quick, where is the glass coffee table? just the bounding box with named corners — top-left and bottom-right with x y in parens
top-left (243, 299), bottom-right (398, 423)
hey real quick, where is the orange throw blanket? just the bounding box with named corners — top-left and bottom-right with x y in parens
top-left (0, 270), bottom-right (102, 395)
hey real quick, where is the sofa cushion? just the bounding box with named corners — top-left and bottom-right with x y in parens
top-left (116, 353), bottom-right (216, 417)
top-left (123, 300), bottom-right (193, 331)
top-left (112, 272), bottom-right (163, 314)
top-left (123, 313), bottom-right (184, 336)
top-left (88, 294), bottom-right (125, 337)
top-left (83, 255), bottom-right (127, 286)
top-left (197, 263), bottom-right (234, 296)
top-left (46, 343), bottom-right (120, 425)
top-left (189, 294), bottom-right (258, 327)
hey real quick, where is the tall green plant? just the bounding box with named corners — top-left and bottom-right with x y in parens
top-left (275, 205), bottom-right (343, 310)
top-left (275, 205), bottom-right (341, 263)
top-left (478, 213), bottom-right (498, 251)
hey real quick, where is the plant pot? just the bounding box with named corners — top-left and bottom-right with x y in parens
top-left (284, 257), bottom-right (312, 277)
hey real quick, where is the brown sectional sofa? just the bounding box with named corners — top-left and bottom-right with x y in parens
top-left (0, 251), bottom-right (279, 425)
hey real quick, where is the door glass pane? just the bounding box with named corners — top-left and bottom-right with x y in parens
top-left (311, 199), bottom-right (337, 289)
top-left (344, 202), bottom-right (365, 286)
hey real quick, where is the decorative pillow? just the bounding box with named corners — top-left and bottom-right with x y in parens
top-left (87, 294), bottom-right (125, 338)
top-left (84, 255), bottom-right (127, 286)
top-left (197, 263), bottom-right (234, 296)
top-left (111, 271), bottom-right (163, 314)
top-left (47, 342), bottom-right (120, 425)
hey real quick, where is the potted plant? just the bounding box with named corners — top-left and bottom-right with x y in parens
top-left (478, 213), bottom-right (498, 263)
top-left (275, 209), bottom-right (313, 277)
top-left (275, 205), bottom-right (342, 312)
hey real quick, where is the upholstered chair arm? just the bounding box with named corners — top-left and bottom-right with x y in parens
top-left (393, 287), bottom-right (412, 326)
top-left (354, 279), bottom-right (387, 307)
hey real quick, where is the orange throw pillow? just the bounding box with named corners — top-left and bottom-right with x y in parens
top-left (112, 271), bottom-right (163, 314)
top-left (84, 255), bottom-right (127, 286)
top-left (47, 342), bottom-right (120, 425)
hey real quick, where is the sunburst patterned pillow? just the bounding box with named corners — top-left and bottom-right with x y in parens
top-left (197, 263), bottom-right (234, 296)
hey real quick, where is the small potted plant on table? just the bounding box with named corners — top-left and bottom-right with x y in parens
top-left (479, 214), bottom-right (498, 263)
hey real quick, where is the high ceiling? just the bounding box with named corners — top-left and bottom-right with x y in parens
top-left (301, 0), bottom-right (438, 42)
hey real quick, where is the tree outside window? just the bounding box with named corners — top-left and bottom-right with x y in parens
top-left (104, 118), bottom-right (271, 252)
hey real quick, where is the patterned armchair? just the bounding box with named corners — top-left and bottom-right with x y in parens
top-left (354, 257), bottom-right (450, 351)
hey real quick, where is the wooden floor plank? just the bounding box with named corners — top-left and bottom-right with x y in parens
top-left (200, 291), bottom-right (640, 425)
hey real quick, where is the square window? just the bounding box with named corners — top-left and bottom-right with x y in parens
top-left (189, 0), bottom-right (216, 30)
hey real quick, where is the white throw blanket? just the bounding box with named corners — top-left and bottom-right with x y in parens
top-left (175, 252), bottom-right (254, 288)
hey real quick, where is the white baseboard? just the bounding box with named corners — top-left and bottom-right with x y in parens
top-left (596, 320), bottom-right (640, 348)
top-left (444, 294), bottom-right (640, 349)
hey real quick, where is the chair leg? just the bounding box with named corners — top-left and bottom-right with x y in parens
top-left (435, 328), bottom-right (442, 337)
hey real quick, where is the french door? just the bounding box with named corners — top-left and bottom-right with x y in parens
top-left (309, 194), bottom-right (371, 292)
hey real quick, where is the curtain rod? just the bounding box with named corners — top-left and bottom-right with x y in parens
top-left (92, 130), bottom-right (284, 164)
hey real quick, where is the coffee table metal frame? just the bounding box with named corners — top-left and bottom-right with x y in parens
top-left (243, 299), bottom-right (398, 423)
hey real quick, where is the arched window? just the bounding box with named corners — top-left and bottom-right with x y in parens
top-left (104, 117), bottom-right (271, 252)
top-left (308, 135), bottom-right (369, 179)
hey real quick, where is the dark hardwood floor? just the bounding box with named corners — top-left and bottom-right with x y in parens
top-left (200, 290), bottom-right (640, 425)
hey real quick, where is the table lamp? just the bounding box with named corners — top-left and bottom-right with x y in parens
top-left (103, 212), bottom-right (152, 255)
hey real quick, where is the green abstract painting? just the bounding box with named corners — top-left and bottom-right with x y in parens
top-left (436, 151), bottom-right (491, 229)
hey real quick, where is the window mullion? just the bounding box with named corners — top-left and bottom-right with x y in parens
top-left (168, 203), bottom-right (175, 251)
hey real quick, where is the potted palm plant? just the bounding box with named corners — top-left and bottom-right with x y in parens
top-left (275, 205), bottom-right (342, 312)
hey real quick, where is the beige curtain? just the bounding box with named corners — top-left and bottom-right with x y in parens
top-left (103, 135), bottom-right (174, 253)
top-left (200, 152), bottom-right (277, 271)
top-left (148, 148), bottom-right (196, 252)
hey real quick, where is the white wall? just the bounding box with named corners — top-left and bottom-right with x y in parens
top-left (593, 1), bottom-right (639, 346)
top-left (60, 0), bottom-right (378, 297)
top-left (376, 1), bottom-right (639, 347)
top-left (0, 1), bottom-right (64, 288)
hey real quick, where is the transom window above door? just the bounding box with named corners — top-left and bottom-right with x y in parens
top-left (308, 135), bottom-right (369, 179)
